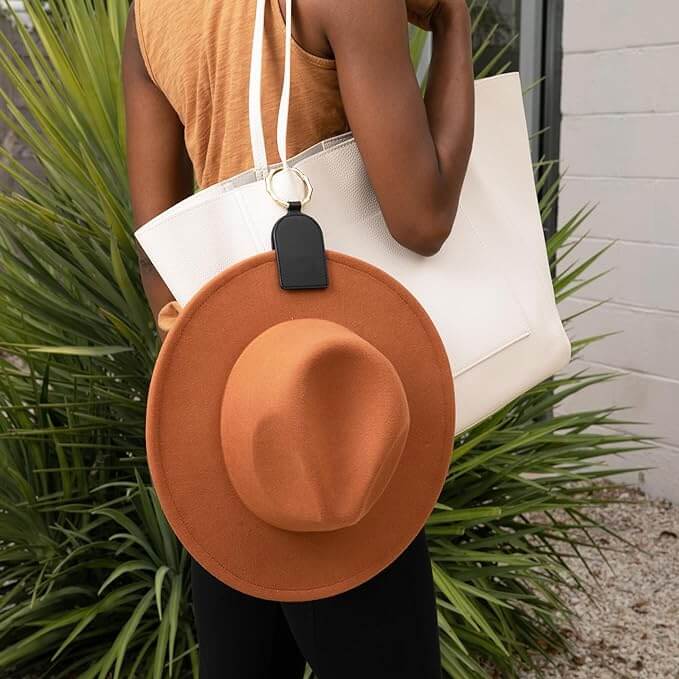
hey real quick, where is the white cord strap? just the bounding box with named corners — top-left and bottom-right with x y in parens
top-left (248, 0), bottom-right (269, 173)
top-left (276, 0), bottom-right (292, 171)
top-left (248, 0), bottom-right (293, 174)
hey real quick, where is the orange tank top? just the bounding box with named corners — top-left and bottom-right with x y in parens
top-left (134, 0), bottom-right (349, 190)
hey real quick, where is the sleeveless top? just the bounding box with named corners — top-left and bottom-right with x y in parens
top-left (134, 0), bottom-right (350, 190)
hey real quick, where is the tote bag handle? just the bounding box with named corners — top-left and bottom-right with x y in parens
top-left (249, 0), bottom-right (293, 176)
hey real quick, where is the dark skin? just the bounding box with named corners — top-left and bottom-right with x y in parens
top-left (122, 0), bottom-right (474, 341)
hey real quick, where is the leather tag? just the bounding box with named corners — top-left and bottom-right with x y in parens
top-left (271, 201), bottom-right (328, 290)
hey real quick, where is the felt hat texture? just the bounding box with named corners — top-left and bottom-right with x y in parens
top-left (146, 249), bottom-right (455, 601)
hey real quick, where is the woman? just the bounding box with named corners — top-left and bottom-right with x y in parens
top-left (122, 0), bottom-right (473, 676)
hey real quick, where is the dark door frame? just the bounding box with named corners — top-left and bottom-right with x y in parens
top-left (520, 0), bottom-right (563, 241)
top-left (540, 0), bottom-right (564, 241)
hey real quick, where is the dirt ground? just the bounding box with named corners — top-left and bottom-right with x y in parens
top-left (521, 482), bottom-right (679, 679)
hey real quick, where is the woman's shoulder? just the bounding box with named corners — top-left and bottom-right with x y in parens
top-left (134, 0), bottom-right (200, 22)
top-left (134, 0), bottom-right (205, 57)
top-left (133, 0), bottom-right (205, 84)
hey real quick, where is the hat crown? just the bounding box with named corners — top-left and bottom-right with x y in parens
top-left (220, 318), bottom-right (411, 532)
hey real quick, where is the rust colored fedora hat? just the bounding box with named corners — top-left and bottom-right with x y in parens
top-left (146, 248), bottom-right (455, 602)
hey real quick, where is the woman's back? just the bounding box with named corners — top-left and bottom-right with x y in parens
top-left (125, 0), bottom-right (474, 332)
top-left (134, 0), bottom-right (349, 189)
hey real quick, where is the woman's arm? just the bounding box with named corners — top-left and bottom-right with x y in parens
top-left (309, 0), bottom-right (474, 256)
top-left (121, 1), bottom-right (195, 341)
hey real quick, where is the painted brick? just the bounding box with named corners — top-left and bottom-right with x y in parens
top-left (557, 177), bottom-right (679, 245)
top-left (602, 444), bottom-right (679, 503)
top-left (562, 46), bottom-right (679, 115)
top-left (556, 358), bottom-right (679, 449)
top-left (561, 422), bottom-right (679, 503)
top-left (2, 1), bottom-right (33, 30)
top-left (557, 237), bottom-right (679, 312)
top-left (0, 13), bottom-right (41, 194)
top-left (558, 298), bottom-right (679, 381)
top-left (560, 113), bottom-right (679, 178)
top-left (563, 0), bottom-right (679, 52)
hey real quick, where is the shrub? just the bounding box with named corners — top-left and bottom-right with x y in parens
top-left (0, 1), bottom-right (653, 677)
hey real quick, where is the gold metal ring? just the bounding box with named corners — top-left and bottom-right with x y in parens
top-left (265, 166), bottom-right (313, 208)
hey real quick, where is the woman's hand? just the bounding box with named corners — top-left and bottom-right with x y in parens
top-left (157, 300), bottom-right (182, 342)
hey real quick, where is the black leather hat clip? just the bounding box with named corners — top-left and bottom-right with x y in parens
top-left (271, 201), bottom-right (329, 290)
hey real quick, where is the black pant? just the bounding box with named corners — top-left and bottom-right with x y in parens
top-left (189, 528), bottom-right (442, 678)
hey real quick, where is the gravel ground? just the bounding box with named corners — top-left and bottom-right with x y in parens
top-left (521, 482), bottom-right (679, 679)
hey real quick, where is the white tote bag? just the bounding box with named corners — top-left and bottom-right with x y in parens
top-left (134, 0), bottom-right (571, 435)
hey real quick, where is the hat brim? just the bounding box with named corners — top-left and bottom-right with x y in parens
top-left (146, 250), bottom-right (454, 601)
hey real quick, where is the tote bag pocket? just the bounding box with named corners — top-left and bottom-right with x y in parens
top-left (441, 210), bottom-right (533, 378)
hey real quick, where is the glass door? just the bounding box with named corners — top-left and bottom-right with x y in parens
top-left (470, 0), bottom-right (564, 239)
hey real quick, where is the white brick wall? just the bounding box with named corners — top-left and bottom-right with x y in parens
top-left (557, 0), bottom-right (679, 502)
top-left (2, 2), bottom-right (33, 30)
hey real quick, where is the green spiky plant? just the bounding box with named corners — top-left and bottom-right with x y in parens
top-left (0, 1), bottom-right (655, 678)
